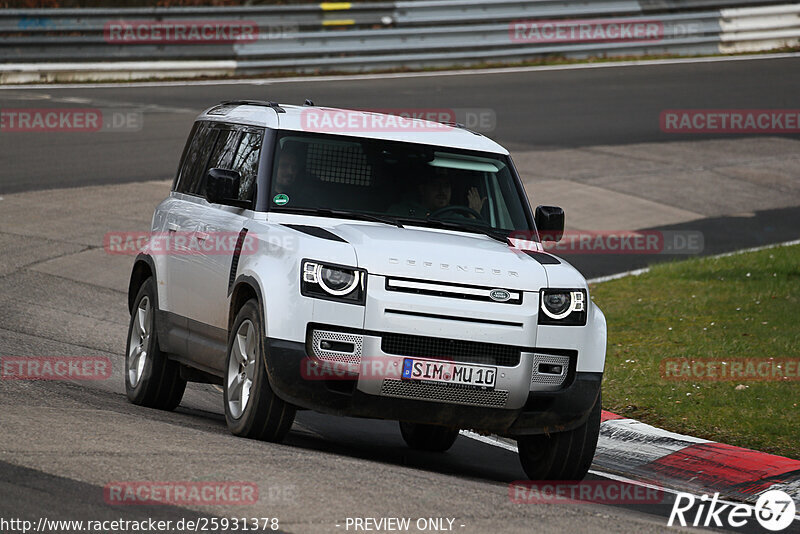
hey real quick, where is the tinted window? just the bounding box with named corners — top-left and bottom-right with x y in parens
top-left (175, 122), bottom-right (216, 194)
top-left (172, 122), bottom-right (198, 192)
top-left (230, 130), bottom-right (263, 202)
top-left (195, 127), bottom-right (239, 197)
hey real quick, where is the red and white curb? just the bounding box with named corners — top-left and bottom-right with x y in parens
top-left (462, 412), bottom-right (800, 506)
top-left (596, 411), bottom-right (800, 504)
top-left (579, 240), bottom-right (800, 504)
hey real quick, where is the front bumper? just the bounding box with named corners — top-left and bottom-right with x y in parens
top-left (264, 337), bottom-right (601, 436)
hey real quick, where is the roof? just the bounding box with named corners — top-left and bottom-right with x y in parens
top-left (197, 102), bottom-right (509, 155)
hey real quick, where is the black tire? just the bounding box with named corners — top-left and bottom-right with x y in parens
top-left (517, 391), bottom-right (602, 481)
top-left (125, 277), bottom-right (186, 410)
top-left (399, 421), bottom-right (459, 452)
top-left (223, 299), bottom-right (295, 442)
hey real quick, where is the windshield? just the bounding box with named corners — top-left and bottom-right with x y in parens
top-left (268, 131), bottom-right (534, 235)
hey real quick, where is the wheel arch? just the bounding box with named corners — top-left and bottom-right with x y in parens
top-left (128, 254), bottom-right (157, 313)
top-left (228, 274), bottom-right (265, 335)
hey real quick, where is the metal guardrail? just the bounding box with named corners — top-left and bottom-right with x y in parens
top-left (0, 3), bottom-right (396, 32)
top-left (0, 1), bottom-right (799, 82)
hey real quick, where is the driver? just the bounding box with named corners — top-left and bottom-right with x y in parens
top-left (388, 171), bottom-right (485, 219)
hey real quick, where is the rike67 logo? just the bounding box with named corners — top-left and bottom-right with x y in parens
top-left (669, 490), bottom-right (796, 531)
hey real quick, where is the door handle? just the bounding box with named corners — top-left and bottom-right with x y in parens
top-left (167, 222), bottom-right (179, 233)
top-left (195, 224), bottom-right (212, 242)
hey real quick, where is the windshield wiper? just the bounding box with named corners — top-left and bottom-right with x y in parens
top-left (275, 207), bottom-right (403, 228)
top-left (397, 217), bottom-right (509, 244)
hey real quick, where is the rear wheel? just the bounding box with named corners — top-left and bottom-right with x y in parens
top-left (399, 422), bottom-right (459, 452)
top-left (125, 278), bottom-right (186, 410)
top-left (517, 392), bottom-right (601, 481)
top-left (224, 299), bottom-right (296, 442)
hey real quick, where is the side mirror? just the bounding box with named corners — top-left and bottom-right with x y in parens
top-left (535, 205), bottom-right (565, 242)
top-left (205, 168), bottom-right (249, 208)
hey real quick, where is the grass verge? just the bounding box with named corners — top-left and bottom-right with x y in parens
top-left (591, 243), bottom-right (800, 459)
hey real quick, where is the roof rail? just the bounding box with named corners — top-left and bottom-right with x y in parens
top-left (219, 100), bottom-right (286, 113)
top-left (440, 121), bottom-right (482, 136)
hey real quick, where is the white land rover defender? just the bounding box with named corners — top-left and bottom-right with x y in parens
top-left (125, 100), bottom-right (607, 480)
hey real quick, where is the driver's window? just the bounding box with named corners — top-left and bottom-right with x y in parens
top-left (230, 129), bottom-right (263, 202)
top-left (195, 127), bottom-right (239, 198)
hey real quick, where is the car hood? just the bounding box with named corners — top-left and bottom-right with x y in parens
top-left (328, 223), bottom-right (552, 291)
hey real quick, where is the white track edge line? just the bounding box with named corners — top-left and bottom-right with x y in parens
top-left (1, 52), bottom-right (799, 90)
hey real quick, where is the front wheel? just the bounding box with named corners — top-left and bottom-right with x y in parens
top-left (125, 278), bottom-right (186, 410)
top-left (399, 422), bottom-right (459, 452)
top-left (223, 299), bottom-right (296, 442)
top-left (517, 392), bottom-right (601, 481)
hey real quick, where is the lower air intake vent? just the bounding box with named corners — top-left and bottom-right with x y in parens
top-left (530, 353), bottom-right (570, 386)
top-left (310, 329), bottom-right (363, 365)
top-left (380, 379), bottom-right (508, 408)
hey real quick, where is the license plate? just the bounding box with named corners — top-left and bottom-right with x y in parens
top-left (401, 358), bottom-right (497, 389)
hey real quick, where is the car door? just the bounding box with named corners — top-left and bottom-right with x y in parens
top-left (190, 126), bottom-right (264, 330)
top-left (159, 121), bottom-right (214, 358)
top-left (163, 122), bottom-right (240, 371)
top-left (181, 126), bottom-right (266, 373)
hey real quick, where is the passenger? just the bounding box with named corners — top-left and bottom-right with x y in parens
top-left (272, 149), bottom-right (305, 202)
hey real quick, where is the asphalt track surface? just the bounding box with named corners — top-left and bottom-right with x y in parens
top-left (2, 56), bottom-right (799, 276)
top-left (1, 56), bottom-right (800, 194)
top-left (1, 57), bottom-right (799, 534)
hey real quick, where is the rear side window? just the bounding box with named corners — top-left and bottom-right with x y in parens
top-left (172, 122), bottom-right (198, 192)
top-left (175, 122), bottom-right (216, 195)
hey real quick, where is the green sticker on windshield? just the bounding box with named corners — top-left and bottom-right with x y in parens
top-left (273, 193), bottom-right (289, 206)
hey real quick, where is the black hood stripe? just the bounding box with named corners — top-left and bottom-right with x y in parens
top-left (282, 224), bottom-right (347, 243)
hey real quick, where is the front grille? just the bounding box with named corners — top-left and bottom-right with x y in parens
top-left (385, 277), bottom-right (522, 305)
top-left (381, 333), bottom-right (521, 367)
top-left (381, 379), bottom-right (508, 408)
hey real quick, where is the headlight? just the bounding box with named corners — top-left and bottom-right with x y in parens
top-left (539, 289), bottom-right (587, 325)
top-left (301, 260), bottom-right (366, 304)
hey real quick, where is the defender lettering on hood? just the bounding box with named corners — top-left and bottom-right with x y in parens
top-left (388, 257), bottom-right (519, 277)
